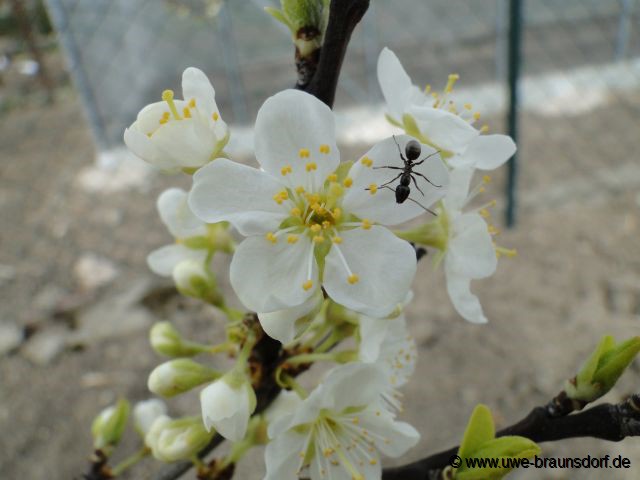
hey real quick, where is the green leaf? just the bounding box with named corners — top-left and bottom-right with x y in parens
top-left (265, 6), bottom-right (294, 32)
top-left (575, 335), bottom-right (614, 386)
top-left (457, 437), bottom-right (541, 480)
top-left (593, 336), bottom-right (640, 388)
top-left (458, 404), bottom-right (495, 460)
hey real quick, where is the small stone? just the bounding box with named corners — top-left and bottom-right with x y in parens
top-left (0, 323), bottom-right (23, 355)
top-left (73, 253), bottom-right (120, 291)
top-left (33, 284), bottom-right (67, 312)
top-left (21, 328), bottom-right (68, 366)
top-left (0, 264), bottom-right (16, 287)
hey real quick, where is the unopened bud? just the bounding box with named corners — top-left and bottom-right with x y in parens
top-left (148, 359), bottom-right (220, 398)
top-left (134, 398), bottom-right (168, 437)
top-left (172, 259), bottom-right (223, 306)
top-left (150, 321), bottom-right (205, 357)
top-left (91, 398), bottom-right (130, 452)
top-left (146, 415), bottom-right (213, 462)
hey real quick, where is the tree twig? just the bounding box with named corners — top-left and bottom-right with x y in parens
top-left (381, 394), bottom-right (640, 480)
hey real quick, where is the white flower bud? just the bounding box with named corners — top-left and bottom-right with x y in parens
top-left (91, 398), bottom-right (130, 451)
top-left (133, 398), bottom-right (168, 437)
top-left (149, 321), bottom-right (204, 357)
top-left (145, 415), bottom-right (213, 462)
top-left (200, 371), bottom-right (256, 441)
top-left (148, 359), bottom-right (219, 398)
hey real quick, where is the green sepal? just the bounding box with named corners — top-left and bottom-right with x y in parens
top-left (179, 235), bottom-right (211, 250)
top-left (91, 398), bottom-right (130, 451)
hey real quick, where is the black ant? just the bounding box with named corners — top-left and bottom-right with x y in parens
top-left (366, 136), bottom-right (442, 214)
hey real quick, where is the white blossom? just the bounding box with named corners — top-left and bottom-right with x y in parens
top-left (124, 67), bottom-right (228, 170)
top-left (145, 415), bottom-right (212, 462)
top-left (377, 47), bottom-right (515, 171)
top-left (134, 398), bottom-right (168, 436)
top-left (188, 89), bottom-right (449, 342)
top-left (264, 363), bottom-right (419, 480)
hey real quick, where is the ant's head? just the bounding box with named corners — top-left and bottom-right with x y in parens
top-left (404, 140), bottom-right (421, 161)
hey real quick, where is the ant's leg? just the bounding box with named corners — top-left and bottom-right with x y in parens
top-left (413, 171), bottom-right (442, 188)
top-left (412, 150), bottom-right (442, 167)
top-left (410, 174), bottom-right (425, 196)
top-left (406, 196), bottom-right (437, 216)
top-left (392, 135), bottom-right (408, 162)
top-left (373, 165), bottom-right (403, 170)
top-left (376, 172), bottom-right (403, 189)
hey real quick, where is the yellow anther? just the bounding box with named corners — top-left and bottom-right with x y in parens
top-left (182, 107), bottom-right (192, 118)
top-left (279, 190), bottom-right (289, 200)
top-left (478, 186), bottom-right (486, 193)
top-left (212, 112), bottom-right (219, 121)
top-left (480, 124), bottom-right (489, 133)
top-left (159, 111), bottom-right (170, 125)
top-left (445, 73), bottom-right (460, 93)
top-left (343, 177), bottom-right (353, 188)
top-left (448, 105), bottom-right (458, 114)
top-left (352, 417), bottom-right (360, 424)
top-left (305, 162), bottom-right (317, 172)
top-left (322, 220), bottom-right (332, 229)
top-left (488, 225), bottom-right (500, 235)
top-left (265, 232), bottom-right (278, 244)
top-left (295, 186), bottom-right (305, 194)
top-left (369, 459), bottom-right (378, 465)
top-left (332, 208), bottom-right (342, 219)
top-left (310, 224), bottom-right (322, 233)
top-left (489, 199), bottom-right (497, 207)
top-left (162, 89), bottom-right (181, 119)
top-left (298, 148), bottom-right (310, 158)
top-left (464, 103), bottom-right (473, 110)
top-left (323, 448), bottom-right (334, 457)
top-left (327, 173), bottom-right (338, 182)
top-left (361, 157), bottom-right (373, 167)
top-left (368, 184), bottom-right (378, 195)
top-left (473, 112), bottom-right (481, 121)
top-left (495, 246), bottom-right (517, 258)
top-left (362, 219), bottom-right (372, 230)
top-left (348, 274), bottom-right (360, 285)
top-left (431, 92), bottom-right (439, 99)
top-left (319, 144), bottom-right (331, 154)
top-left (313, 235), bottom-right (325, 244)
top-left (302, 280), bottom-right (313, 291)
top-left (332, 236), bottom-right (343, 244)
top-left (290, 207), bottom-right (302, 217)
top-left (287, 234), bottom-right (299, 244)
top-left (479, 208), bottom-right (491, 218)
top-left (159, 117), bottom-right (169, 125)
top-left (483, 175), bottom-right (492, 183)
top-left (188, 98), bottom-right (196, 108)
top-left (281, 165), bottom-right (292, 176)
top-left (424, 84), bottom-right (431, 93)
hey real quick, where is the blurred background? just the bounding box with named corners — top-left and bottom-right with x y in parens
top-left (1, 0), bottom-right (639, 478)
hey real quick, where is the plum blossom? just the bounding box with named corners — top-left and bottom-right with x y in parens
top-left (264, 363), bottom-right (419, 480)
top-left (134, 398), bottom-right (168, 437)
top-left (124, 67), bottom-right (228, 171)
top-left (189, 89), bottom-right (448, 342)
top-left (377, 47), bottom-right (516, 171)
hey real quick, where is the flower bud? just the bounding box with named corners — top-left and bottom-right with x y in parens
top-left (145, 415), bottom-right (213, 462)
top-left (148, 359), bottom-right (220, 398)
top-left (565, 335), bottom-right (640, 403)
top-left (149, 321), bottom-right (205, 357)
top-left (172, 259), bottom-right (223, 306)
top-left (200, 371), bottom-right (257, 441)
top-left (134, 398), bottom-right (168, 437)
top-left (91, 398), bottom-right (130, 451)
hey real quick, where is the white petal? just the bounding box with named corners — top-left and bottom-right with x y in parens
top-left (258, 290), bottom-right (323, 344)
top-left (134, 399), bottom-right (168, 436)
top-left (445, 264), bottom-right (488, 324)
top-left (321, 363), bottom-right (387, 413)
top-left (450, 134), bottom-right (516, 171)
top-left (124, 126), bottom-right (172, 169)
top-left (147, 244), bottom-right (208, 277)
top-left (377, 47), bottom-right (414, 120)
top-left (448, 213), bottom-right (497, 279)
top-left (379, 316), bottom-right (416, 387)
top-left (254, 89), bottom-right (339, 186)
top-left (157, 188), bottom-right (206, 238)
top-left (189, 159), bottom-right (287, 236)
top-left (365, 412), bottom-right (420, 458)
top-left (182, 67), bottom-right (218, 118)
top-left (309, 446), bottom-right (380, 480)
top-left (408, 105), bottom-right (479, 155)
top-left (324, 227), bottom-right (416, 317)
top-left (265, 390), bottom-right (303, 425)
top-left (358, 316), bottom-right (390, 363)
top-left (230, 235), bottom-right (318, 313)
top-left (200, 380), bottom-right (250, 441)
top-left (344, 135), bottom-right (449, 225)
top-left (264, 430), bottom-right (307, 480)
top-left (151, 120), bottom-right (216, 168)
top-left (443, 167), bottom-right (474, 213)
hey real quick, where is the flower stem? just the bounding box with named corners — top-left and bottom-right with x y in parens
top-left (111, 447), bottom-right (149, 476)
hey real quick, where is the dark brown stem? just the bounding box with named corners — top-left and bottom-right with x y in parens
top-left (382, 394), bottom-right (640, 479)
top-left (300, 0), bottom-right (370, 107)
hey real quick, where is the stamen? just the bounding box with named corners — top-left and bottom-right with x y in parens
top-left (265, 232), bottom-right (278, 244)
top-left (291, 207), bottom-right (302, 217)
top-left (313, 235), bottom-right (325, 244)
top-left (495, 245), bottom-right (517, 258)
top-left (343, 177), bottom-right (353, 188)
top-left (322, 220), bottom-right (332, 229)
top-left (445, 73), bottom-right (460, 93)
top-left (159, 111), bottom-right (170, 125)
top-left (473, 112), bottom-right (481, 121)
top-left (306, 162), bottom-right (317, 172)
top-left (299, 148), bottom-right (310, 158)
top-left (319, 144), bottom-right (331, 154)
top-left (368, 184), bottom-right (378, 195)
top-left (287, 234), bottom-right (299, 244)
top-left (188, 98), bottom-right (196, 108)
top-left (182, 107), bottom-right (191, 118)
top-left (348, 274), bottom-right (360, 285)
top-left (479, 208), bottom-right (491, 218)
top-left (310, 224), bottom-right (322, 233)
top-left (302, 280), bottom-right (313, 291)
top-left (332, 208), bottom-right (342, 220)
top-left (483, 175), bottom-right (491, 183)
top-left (212, 112), bottom-right (219, 121)
top-left (424, 84), bottom-right (431, 94)
top-left (464, 103), bottom-right (473, 110)
top-left (162, 90), bottom-right (182, 120)
top-left (327, 173), bottom-right (338, 182)
top-left (281, 165), bottom-right (293, 176)
top-left (480, 124), bottom-right (489, 133)
top-left (360, 157), bottom-right (373, 168)
top-left (361, 219), bottom-right (372, 230)
top-left (332, 236), bottom-right (343, 244)
top-left (295, 186), bottom-right (306, 194)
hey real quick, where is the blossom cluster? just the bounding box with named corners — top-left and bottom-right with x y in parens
top-left (100, 46), bottom-right (517, 479)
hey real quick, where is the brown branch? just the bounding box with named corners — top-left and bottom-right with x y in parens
top-left (381, 394), bottom-right (640, 480)
top-left (299, 0), bottom-right (370, 107)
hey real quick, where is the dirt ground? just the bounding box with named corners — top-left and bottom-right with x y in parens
top-left (1, 85), bottom-right (640, 480)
